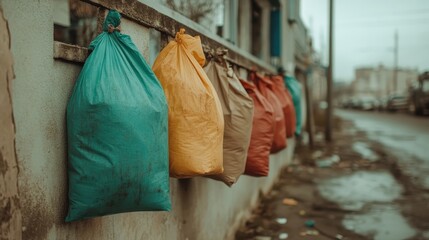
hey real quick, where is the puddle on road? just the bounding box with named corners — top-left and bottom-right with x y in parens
top-left (425, 178), bottom-right (429, 190)
top-left (343, 205), bottom-right (416, 240)
top-left (343, 127), bottom-right (357, 135)
top-left (352, 142), bottom-right (379, 161)
top-left (382, 134), bottom-right (417, 141)
top-left (318, 171), bottom-right (402, 211)
top-left (318, 171), bottom-right (419, 239)
top-left (316, 155), bottom-right (341, 168)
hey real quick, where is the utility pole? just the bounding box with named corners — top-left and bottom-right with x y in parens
top-left (320, 30), bottom-right (325, 65)
top-left (304, 70), bottom-right (315, 147)
top-left (393, 30), bottom-right (398, 93)
top-left (325, 0), bottom-right (334, 142)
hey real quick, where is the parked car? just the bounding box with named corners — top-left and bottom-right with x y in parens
top-left (409, 71), bottom-right (429, 115)
top-left (350, 97), bottom-right (361, 109)
top-left (358, 96), bottom-right (379, 111)
top-left (386, 95), bottom-right (408, 112)
top-left (378, 97), bottom-right (389, 111)
top-left (341, 98), bottom-right (355, 109)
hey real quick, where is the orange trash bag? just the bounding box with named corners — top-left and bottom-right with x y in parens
top-left (152, 29), bottom-right (224, 178)
top-left (271, 75), bottom-right (296, 138)
top-left (251, 73), bottom-right (287, 153)
top-left (204, 55), bottom-right (254, 186)
top-left (240, 79), bottom-right (275, 176)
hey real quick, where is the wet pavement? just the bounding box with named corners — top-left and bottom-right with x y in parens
top-left (235, 110), bottom-right (429, 240)
top-left (318, 171), bottom-right (403, 211)
top-left (337, 109), bottom-right (429, 189)
top-left (351, 142), bottom-right (379, 162)
top-left (343, 205), bottom-right (416, 240)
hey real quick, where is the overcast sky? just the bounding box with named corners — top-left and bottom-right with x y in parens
top-left (301, 0), bottom-right (429, 82)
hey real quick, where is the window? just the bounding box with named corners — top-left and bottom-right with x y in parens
top-left (422, 80), bottom-right (429, 92)
top-left (222, 0), bottom-right (238, 44)
top-left (162, 0), bottom-right (224, 37)
top-left (54, 0), bottom-right (98, 47)
top-left (251, 0), bottom-right (262, 58)
top-left (287, 0), bottom-right (298, 24)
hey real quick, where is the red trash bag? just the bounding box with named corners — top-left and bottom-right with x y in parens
top-left (271, 75), bottom-right (296, 138)
top-left (251, 73), bottom-right (287, 153)
top-left (240, 79), bottom-right (275, 176)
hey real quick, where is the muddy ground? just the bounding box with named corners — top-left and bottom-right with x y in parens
top-left (235, 116), bottom-right (429, 240)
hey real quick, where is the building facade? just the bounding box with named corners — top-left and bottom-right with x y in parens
top-left (0, 0), bottom-right (312, 239)
top-left (352, 65), bottom-right (419, 98)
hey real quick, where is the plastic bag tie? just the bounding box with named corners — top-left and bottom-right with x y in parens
top-left (107, 24), bottom-right (120, 33)
top-left (175, 28), bottom-right (186, 43)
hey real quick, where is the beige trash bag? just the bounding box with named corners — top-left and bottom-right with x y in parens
top-left (204, 51), bottom-right (254, 186)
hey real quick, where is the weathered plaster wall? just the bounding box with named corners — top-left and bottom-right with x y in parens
top-left (279, 0), bottom-right (308, 133)
top-left (237, 0), bottom-right (251, 53)
top-left (0, 3), bottom-right (21, 239)
top-left (280, 0), bottom-right (296, 73)
top-left (2, 0), bottom-right (296, 239)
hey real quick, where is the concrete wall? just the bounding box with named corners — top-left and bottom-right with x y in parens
top-left (311, 66), bottom-right (327, 102)
top-left (257, 0), bottom-right (271, 63)
top-left (0, 4), bottom-right (21, 239)
top-left (280, 0), bottom-right (296, 72)
top-left (237, 0), bottom-right (251, 52)
top-left (2, 0), bottom-right (296, 239)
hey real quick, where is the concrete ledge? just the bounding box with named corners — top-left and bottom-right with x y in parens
top-left (53, 41), bottom-right (88, 63)
top-left (82, 0), bottom-right (277, 73)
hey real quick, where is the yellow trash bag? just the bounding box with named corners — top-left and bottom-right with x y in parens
top-left (152, 29), bottom-right (224, 178)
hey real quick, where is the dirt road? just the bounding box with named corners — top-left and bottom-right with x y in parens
top-left (235, 112), bottom-right (429, 240)
top-left (337, 109), bottom-right (429, 189)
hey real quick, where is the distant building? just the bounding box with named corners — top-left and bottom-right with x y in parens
top-left (351, 65), bottom-right (418, 98)
top-left (308, 49), bottom-right (327, 103)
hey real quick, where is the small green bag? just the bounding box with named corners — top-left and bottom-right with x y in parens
top-left (284, 75), bottom-right (303, 136)
top-left (66, 10), bottom-right (170, 222)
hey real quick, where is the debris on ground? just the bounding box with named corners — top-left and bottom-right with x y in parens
top-left (300, 230), bottom-right (319, 236)
top-left (316, 154), bottom-right (341, 168)
top-left (275, 218), bottom-right (287, 224)
top-left (304, 219), bottom-right (315, 228)
top-left (278, 232), bottom-right (288, 239)
top-left (235, 117), bottom-right (429, 240)
top-left (281, 198), bottom-right (298, 206)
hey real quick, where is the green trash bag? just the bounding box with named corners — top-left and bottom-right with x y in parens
top-left (66, 10), bottom-right (171, 222)
top-left (284, 75), bottom-right (302, 136)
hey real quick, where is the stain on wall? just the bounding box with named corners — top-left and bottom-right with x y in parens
top-left (0, 4), bottom-right (22, 240)
top-left (19, 177), bottom-right (54, 240)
